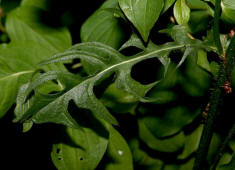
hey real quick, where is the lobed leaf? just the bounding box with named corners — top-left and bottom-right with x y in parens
top-left (14, 25), bottom-right (211, 128)
top-left (0, 2), bottom-right (71, 118)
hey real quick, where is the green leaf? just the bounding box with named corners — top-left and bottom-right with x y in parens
top-left (177, 125), bottom-right (203, 159)
top-left (81, 0), bottom-right (125, 49)
top-left (197, 49), bottom-right (211, 72)
top-left (164, 158), bottom-right (195, 170)
top-left (221, 0), bottom-right (235, 24)
top-left (101, 83), bottom-right (138, 114)
top-left (181, 53), bottom-right (211, 96)
top-left (0, 4), bottom-right (71, 118)
top-left (159, 25), bottom-right (194, 45)
top-left (15, 42), bottom-right (192, 127)
top-left (0, 0), bottom-right (20, 13)
top-left (142, 106), bottom-right (199, 138)
top-left (147, 90), bottom-right (177, 104)
top-left (188, 10), bottom-right (211, 34)
top-left (217, 154), bottom-right (235, 170)
top-left (138, 119), bottom-right (185, 152)
top-left (6, 6), bottom-right (71, 52)
top-left (129, 139), bottom-right (163, 170)
top-left (119, 34), bottom-right (145, 51)
top-left (118, 0), bottom-right (164, 42)
top-left (13, 72), bottom-right (81, 128)
top-left (226, 33), bottom-right (235, 74)
top-left (51, 127), bottom-right (108, 170)
top-left (186, 0), bottom-right (213, 11)
top-left (21, 0), bottom-right (48, 10)
top-left (213, 0), bottom-right (223, 54)
top-left (22, 121), bottom-right (33, 132)
top-left (162, 0), bottom-right (176, 14)
top-left (207, 133), bottom-right (222, 164)
top-left (218, 153), bottom-right (233, 167)
top-left (103, 125), bottom-right (133, 170)
top-left (173, 0), bottom-right (191, 25)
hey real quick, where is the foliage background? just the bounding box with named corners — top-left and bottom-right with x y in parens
top-left (0, 0), bottom-right (106, 169)
top-left (0, 0), bottom-right (235, 170)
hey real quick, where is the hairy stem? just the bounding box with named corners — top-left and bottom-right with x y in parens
top-left (210, 123), bottom-right (235, 170)
top-left (193, 61), bottom-right (227, 170)
top-left (193, 0), bottom-right (225, 169)
top-left (210, 34), bottom-right (235, 169)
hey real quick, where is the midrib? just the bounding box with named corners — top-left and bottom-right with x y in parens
top-left (0, 70), bottom-right (34, 81)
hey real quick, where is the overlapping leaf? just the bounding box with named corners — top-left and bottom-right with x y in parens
top-left (118, 0), bottom-right (164, 42)
top-left (173, 0), bottom-right (190, 25)
top-left (138, 119), bottom-right (185, 152)
top-left (81, 0), bottom-right (125, 49)
top-left (51, 127), bottom-right (108, 170)
top-left (14, 42), bottom-right (187, 127)
top-left (0, 2), bottom-right (71, 118)
top-left (14, 24), bottom-right (211, 128)
top-left (102, 125), bottom-right (133, 170)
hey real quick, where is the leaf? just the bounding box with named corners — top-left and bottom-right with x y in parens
top-left (21, 0), bottom-right (48, 10)
top-left (218, 153), bottom-right (233, 166)
top-left (221, 0), bottom-right (235, 24)
top-left (188, 10), bottom-right (211, 34)
top-left (197, 49), bottom-right (211, 72)
top-left (103, 125), bottom-right (133, 170)
top-left (147, 90), bottom-right (177, 104)
top-left (177, 125), bottom-right (203, 159)
top-left (22, 121), bottom-right (33, 132)
top-left (119, 34), bottom-right (145, 51)
top-left (15, 42), bottom-right (192, 127)
top-left (120, 34), bottom-right (172, 76)
top-left (162, 0), bottom-right (176, 14)
top-left (101, 83), bottom-right (138, 114)
top-left (217, 154), bottom-right (235, 170)
top-left (0, 3), bottom-right (71, 118)
top-left (81, 0), bottom-right (125, 49)
top-left (226, 34), bottom-right (235, 74)
top-left (13, 71), bottom-right (81, 128)
top-left (142, 106), bottom-right (199, 138)
top-left (159, 25), bottom-right (198, 45)
top-left (181, 53), bottom-right (211, 96)
top-left (0, 0), bottom-right (20, 13)
top-left (138, 119), bottom-right (185, 152)
top-left (186, 0), bottom-right (213, 11)
top-left (129, 139), bottom-right (163, 170)
top-left (173, 0), bottom-right (191, 25)
top-left (213, 0), bottom-right (223, 54)
top-left (51, 127), bottom-right (108, 170)
top-left (118, 0), bottom-right (164, 42)
top-left (207, 133), bottom-right (222, 164)
top-left (164, 158), bottom-right (195, 170)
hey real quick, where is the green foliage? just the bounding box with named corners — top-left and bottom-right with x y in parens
top-left (173, 0), bottom-right (191, 25)
top-left (81, 0), bottom-right (125, 49)
top-left (118, 0), bottom-right (164, 42)
top-left (0, 1), bottom-right (71, 118)
top-left (221, 0), bottom-right (235, 24)
top-left (13, 42), bottom-right (193, 127)
top-left (51, 127), bottom-right (108, 170)
top-left (1, 0), bottom-right (235, 169)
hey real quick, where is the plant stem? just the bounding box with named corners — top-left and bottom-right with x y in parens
top-left (193, 0), bottom-right (225, 169)
top-left (210, 123), bottom-right (235, 170)
top-left (193, 61), bottom-right (227, 170)
top-left (210, 34), bottom-right (235, 169)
